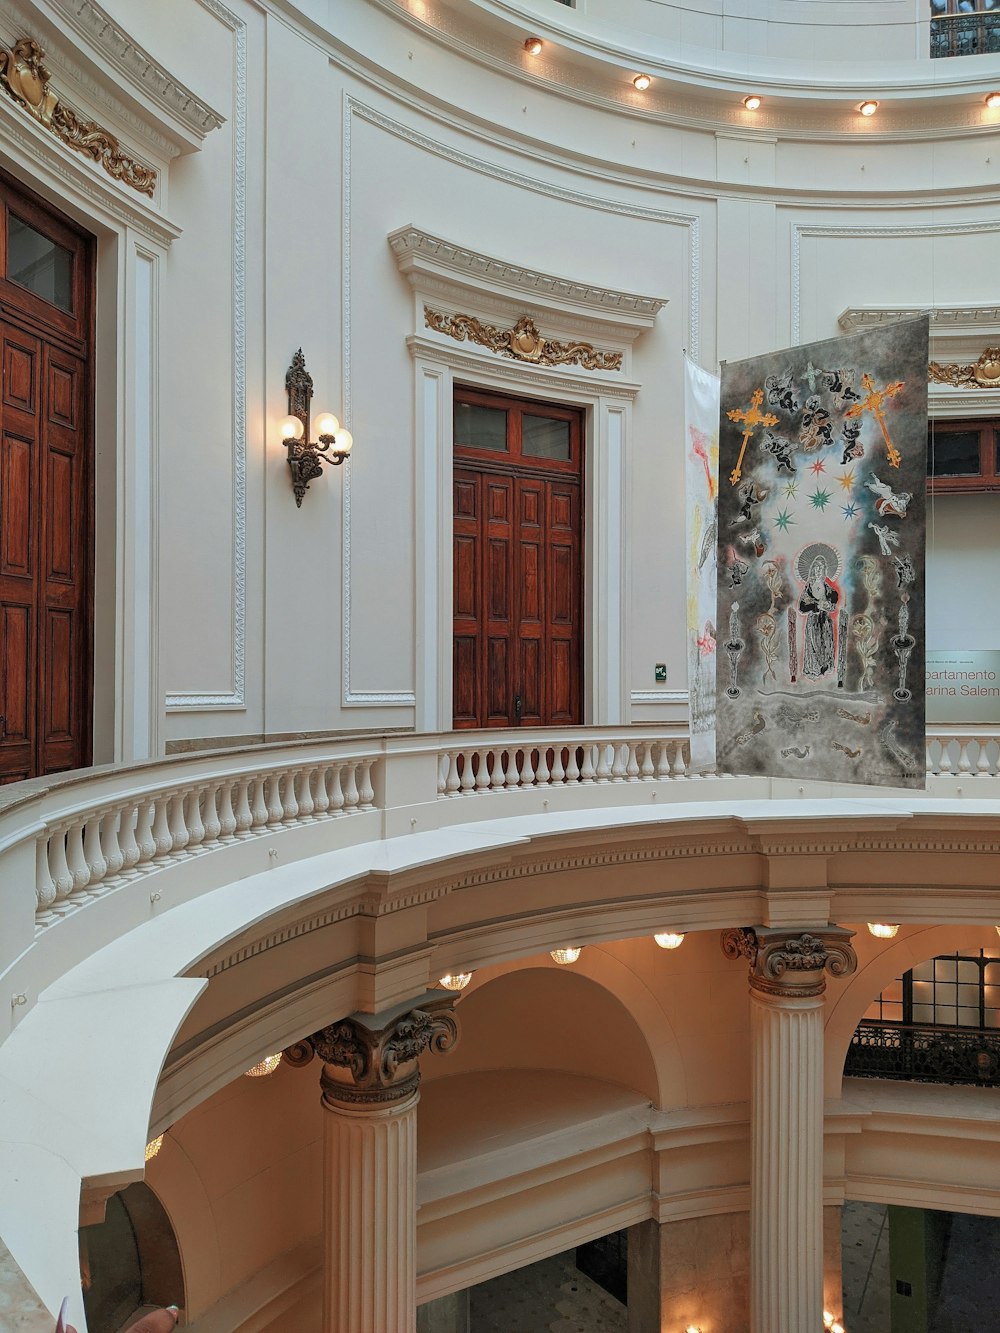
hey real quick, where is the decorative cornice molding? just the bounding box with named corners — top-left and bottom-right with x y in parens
top-left (721, 924), bottom-right (858, 998)
top-left (284, 993), bottom-right (459, 1108)
top-left (840, 305), bottom-right (1000, 336)
top-left (391, 224), bottom-right (666, 327)
top-left (0, 35), bottom-right (156, 194)
top-left (424, 308), bottom-right (623, 372)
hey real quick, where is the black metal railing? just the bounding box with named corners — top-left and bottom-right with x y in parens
top-left (931, 11), bottom-right (1000, 57)
top-left (846, 1019), bottom-right (1000, 1086)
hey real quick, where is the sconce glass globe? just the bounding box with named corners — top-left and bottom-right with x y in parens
top-left (867, 922), bottom-right (899, 939)
top-left (654, 931), bottom-right (686, 950)
top-left (279, 414), bottom-right (304, 441)
top-left (439, 972), bottom-right (473, 991)
top-left (632, 73), bottom-right (651, 91)
top-left (333, 428), bottom-right (354, 455)
top-left (550, 946), bottom-right (582, 965)
top-left (314, 411), bottom-right (340, 438)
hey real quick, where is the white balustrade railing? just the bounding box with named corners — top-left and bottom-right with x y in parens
top-left (0, 726), bottom-right (996, 947)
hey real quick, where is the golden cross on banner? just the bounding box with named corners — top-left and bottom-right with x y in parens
top-left (726, 388), bottom-right (779, 486)
top-left (844, 373), bottom-right (905, 468)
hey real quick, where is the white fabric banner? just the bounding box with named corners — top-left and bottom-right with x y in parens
top-left (684, 355), bottom-right (720, 772)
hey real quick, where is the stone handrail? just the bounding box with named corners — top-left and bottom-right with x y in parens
top-left (0, 724), bottom-right (994, 955)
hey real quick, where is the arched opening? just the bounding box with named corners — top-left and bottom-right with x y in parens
top-left (80, 1182), bottom-right (184, 1332)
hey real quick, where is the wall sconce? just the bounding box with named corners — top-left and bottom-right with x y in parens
top-left (278, 348), bottom-right (353, 506)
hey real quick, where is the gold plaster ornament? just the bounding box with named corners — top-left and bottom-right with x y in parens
top-left (928, 347), bottom-right (1000, 388)
top-left (424, 307), bottom-right (623, 371)
top-left (0, 37), bottom-right (157, 197)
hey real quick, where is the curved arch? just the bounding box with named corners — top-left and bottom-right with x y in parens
top-left (825, 924), bottom-right (1000, 1094)
top-left (144, 1134), bottom-right (222, 1319)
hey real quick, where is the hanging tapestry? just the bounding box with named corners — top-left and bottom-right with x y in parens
top-left (684, 355), bottom-right (720, 772)
top-left (715, 315), bottom-right (928, 788)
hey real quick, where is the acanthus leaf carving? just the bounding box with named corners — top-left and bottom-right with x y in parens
top-left (424, 307), bottom-right (623, 372)
top-left (928, 347), bottom-right (1000, 388)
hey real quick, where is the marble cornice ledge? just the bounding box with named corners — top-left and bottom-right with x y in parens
top-left (389, 224), bottom-right (667, 333)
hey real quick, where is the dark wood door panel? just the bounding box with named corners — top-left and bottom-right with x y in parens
top-left (453, 390), bottom-right (583, 730)
top-left (1, 431), bottom-right (33, 577)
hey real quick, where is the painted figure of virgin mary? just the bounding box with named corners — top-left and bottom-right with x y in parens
top-left (797, 543), bottom-right (840, 679)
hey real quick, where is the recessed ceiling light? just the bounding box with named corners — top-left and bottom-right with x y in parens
top-left (859, 100), bottom-right (879, 117)
top-left (524, 36), bottom-right (543, 56)
top-left (633, 73), bottom-right (652, 91)
top-left (867, 922), bottom-right (899, 939)
top-left (986, 92), bottom-right (1000, 109)
top-left (743, 95), bottom-right (762, 111)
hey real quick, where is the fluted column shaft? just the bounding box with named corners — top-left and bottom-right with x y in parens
top-left (750, 985), bottom-right (824, 1333)
top-left (323, 1089), bottom-right (418, 1333)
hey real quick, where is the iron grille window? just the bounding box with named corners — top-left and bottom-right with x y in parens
top-left (864, 951), bottom-right (1000, 1029)
top-left (930, 0), bottom-right (1000, 56)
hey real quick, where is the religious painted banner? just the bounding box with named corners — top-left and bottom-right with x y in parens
top-left (684, 355), bottom-right (720, 772)
top-left (715, 315), bottom-right (929, 788)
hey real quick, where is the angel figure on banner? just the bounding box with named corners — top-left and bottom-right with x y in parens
top-left (793, 543), bottom-right (845, 684)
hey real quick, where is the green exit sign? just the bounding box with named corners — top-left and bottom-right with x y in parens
top-left (654, 664), bottom-right (667, 683)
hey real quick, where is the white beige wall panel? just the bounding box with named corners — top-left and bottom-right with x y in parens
top-left (844, 1126), bottom-right (1000, 1216)
top-left (776, 139), bottom-right (1000, 201)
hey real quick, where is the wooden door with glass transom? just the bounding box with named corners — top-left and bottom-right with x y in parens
top-left (453, 387), bottom-right (584, 729)
top-left (0, 171), bottom-right (93, 782)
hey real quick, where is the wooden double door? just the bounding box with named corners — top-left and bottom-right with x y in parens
top-left (453, 388), bottom-right (584, 729)
top-left (0, 173), bottom-right (93, 782)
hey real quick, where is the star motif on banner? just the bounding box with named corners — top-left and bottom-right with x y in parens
top-left (782, 479), bottom-right (799, 499)
top-left (841, 501), bottom-right (859, 520)
top-left (837, 470), bottom-right (855, 492)
top-left (774, 507), bottom-right (796, 531)
top-left (809, 459), bottom-right (827, 476)
top-left (809, 488), bottom-right (832, 511)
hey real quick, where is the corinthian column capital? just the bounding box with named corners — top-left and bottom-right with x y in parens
top-left (721, 925), bottom-right (857, 998)
top-left (284, 991), bottom-right (460, 1109)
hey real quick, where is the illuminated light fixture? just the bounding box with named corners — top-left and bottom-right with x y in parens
top-left (867, 922), bottom-right (899, 939)
top-left (654, 931), bottom-right (686, 950)
top-left (686, 1326), bottom-right (702, 1333)
top-left (632, 73), bottom-right (652, 91)
top-left (279, 349), bottom-right (353, 506)
top-left (824, 1313), bottom-right (834, 1328)
top-left (245, 1053), bottom-right (283, 1078)
top-left (743, 94), bottom-right (762, 110)
top-left (524, 36), bottom-right (543, 55)
top-left (145, 1135), bottom-right (164, 1162)
top-left (858, 100), bottom-right (879, 117)
top-left (831, 1324), bottom-right (845, 1333)
top-left (550, 946), bottom-right (582, 965)
top-left (439, 972), bottom-right (473, 991)
top-left (995, 925), bottom-right (1000, 938)
top-left (987, 92), bottom-right (1000, 109)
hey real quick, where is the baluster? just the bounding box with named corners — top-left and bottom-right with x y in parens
top-left (519, 748), bottom-right (537, 787)
top-left (328, 764), bottom-right (345, 815)
top-left (277, 771), bottom-right (298, 824)
top-left (215, 780), bottom-right (238, 841)
top-left (168, 791), bottom-right (190, 855)
top-left (535, 747), bottom-right (551, 787)
top-left (490, 750), bottom-right (506, 790)
top-left (625, 743), bottom-right (640, 782)
top-left (66, 823), bottom-right (91, 893)
top-left (475, 750), bottom-right (491, 792)
top-left (579, 744), bottom-right (596, 783)
top-left (266, 774), bottom-right (284, 826)
top-left (100, 808), bottom-right (126, 880)
top-left (230, 777), bottom-right (252, 837)
top-left (672, 740), bottom-right (689, 779)
top-left (185, 789), bottom-right (206, 852)
top-left (976, 739), bottom-right (994, 778)
top-left (119, 804), bottom-right (141, 875)
top-left (459, 751), bottom-right (476, 794)
top-left (36, 834), bottom-right (57, 909)
top-left (151, 795), bottom-right (174, 859)
top-left (938, 740), bottom-right (954, 777)
top-left (504, 748), bottom-right (521, 789)
top-left (249, 775), bottom-right (270, 831)
top-left (135, 801), bottom-right (158, 865)
top-left (297, 769), bottom-right (316, 820)
top-left (342, 762), bottom-right (360, 812)
top-left (202, 783), bottom-right (223, 844)
top-left (639, 741), bottom-right (656, 781)
top-left (445, 752), bottom-right (462, 796)
top-left (82, 815), bottom-right (108, 893)
top-left (596, 744), bottom-right (613, 782)
top-left (925, 738), bottom-right (936, 777)
top-left (437, 752), bottom-right (449, 796)
top-left (551, 746), bottom-right (566, 784)
top-left (565, 745), bottom-right (580, 783)
top-left (957, 737), bottom-right (973, 778)
top-left (654, 741), bottom-right (672, 780)
top-left (312, 767), bottom-right (332, 817)
top-left (49, 827), bottom-right (74, 902)
top-left (358, 760), bottom-right (376, 810)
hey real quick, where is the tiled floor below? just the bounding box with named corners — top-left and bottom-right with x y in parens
top-left (469, 1252), bottom-right (627, 1333)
